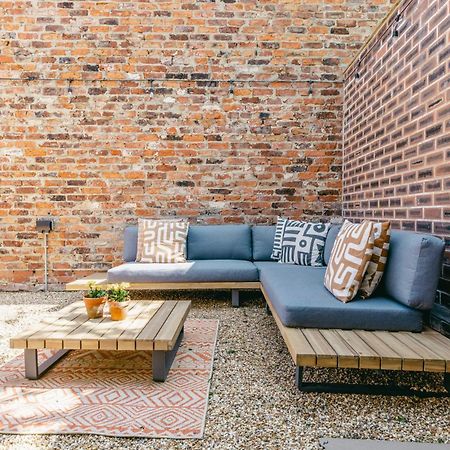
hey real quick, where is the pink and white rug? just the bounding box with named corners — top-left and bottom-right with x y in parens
top-left (0, 319), bottom-right (218, 439)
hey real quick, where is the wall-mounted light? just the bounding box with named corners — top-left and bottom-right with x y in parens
top-left (149, 79), bottom-right (154, 96)
top-left (259, 112), bottom-right (270, 124)
top-left (355, 62), bottom-right (361, 80)
top-left (68, 79), bottom-right (73, 94)
top-left (229, 80), bottom-right (235, 95)
top-left (392, 13), bottom-right (401, 38)
top-left (308, 80), bottom-right (313, 96)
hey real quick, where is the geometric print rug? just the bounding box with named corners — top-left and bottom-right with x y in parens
top-left (0, 319), bottom-right (218, 439)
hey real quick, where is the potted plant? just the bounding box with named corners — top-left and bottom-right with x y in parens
top-left (83, 282), bottom-right (107, 319)
top-left (107, 283), bottom-right (130, 321)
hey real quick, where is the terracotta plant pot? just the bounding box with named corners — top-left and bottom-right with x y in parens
top-left (108, 301), bottom-right (129, 321)
top-left (83, 296), bottom-right (106, 319)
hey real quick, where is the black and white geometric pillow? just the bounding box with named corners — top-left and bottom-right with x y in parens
top-left (271, 217), bottom-right (288, 260)
top-left (279, 221), bottom-right (330, 266)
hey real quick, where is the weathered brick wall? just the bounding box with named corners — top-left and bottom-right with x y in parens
top-left (343, 0), bottom-right (449, 334)
top-left (0, 1), bottom-right (393, 290)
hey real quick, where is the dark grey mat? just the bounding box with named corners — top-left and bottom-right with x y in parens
top-left (320, 439), bottom-right (450, 450)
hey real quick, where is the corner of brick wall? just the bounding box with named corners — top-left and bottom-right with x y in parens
top-left (342, 0), bottom-right (450, 336)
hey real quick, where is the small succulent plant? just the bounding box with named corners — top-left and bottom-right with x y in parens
top-left (107, 283), bottom-right (130, 303)
top-left (85, 282), bottom-right (107, 299)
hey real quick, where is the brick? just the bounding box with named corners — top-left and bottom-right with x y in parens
top-left (0, 0), bottom-right (394, 289)
top-left (343, 0), bottom-right (448, 317)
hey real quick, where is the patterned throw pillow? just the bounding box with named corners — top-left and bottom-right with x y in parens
top-left (359, 221), bottom-right (391, 299)
top-left (279, 221), bottom-right (330, 266)
top-left (271, 217), bottom-right (287, 260)
top-left (136, 219), bottom-right (189, 263)
top-left (324, 220), bottom-right (375, 303)
top-left (136, 218), bottom-right (184, 262)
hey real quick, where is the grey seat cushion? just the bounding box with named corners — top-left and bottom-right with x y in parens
top-left (187, 225), bottom-right (252, 260)
top-left (255, 262), bottom-right (422, 331)
top-left (252, 225), bottom-right (276, 261)
top-left (380, 230), bottom-right (444, 310)
top-left (108, 260), bottom-right (259, 283)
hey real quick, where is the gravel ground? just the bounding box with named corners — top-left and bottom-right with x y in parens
top-left (0, 290), bottom-right (449, 450)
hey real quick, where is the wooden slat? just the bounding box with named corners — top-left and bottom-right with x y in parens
top-left (90, 301), bottom-right (143, 350)
top-left (335, 329), bottom-right (381, 369)
top-left (320, 329), bottom-right (359, 369)
top-left (63, 302), bottom-right (136, 350)
top-left (10, 302), bottom-right (86, 348)
top-left (419, 329), bottom-right (450, 371)
top-left (154, 301), bottom-right (191, 351)
top-left (395, 332), bottom-right (446, 373)
top-left (117, 301), bottom-right (164, 350)
top-left (26, 303), bottom-right (87, 349)
top-left (64, 316), bottom-right (110, 349)
top-left (302, 329), bottom-right (337, 368)
top-left (85, 302), bottom-right (143, 350)
top-left (45, 314), bottom-right (91, 349)
top-left (372, 331), bottom-right (423, 371)
top-left (66, 272), bottom-right (260, 291)
top-left (135, 301), bottom-right (178, 350)
top-left (356, 330), bottom-right (402, 370)
top-left (261, 286), bottom-right (316, 366)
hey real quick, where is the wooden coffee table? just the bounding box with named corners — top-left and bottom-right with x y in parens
top-left (10, 300), bottom-right (190, 382)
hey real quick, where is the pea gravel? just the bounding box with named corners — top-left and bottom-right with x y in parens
top-left (0, 290), bottom-right (449, 450)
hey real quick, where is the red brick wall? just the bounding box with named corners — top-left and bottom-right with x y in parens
top-left (343, 0), bottom-right (449, 332)
top-left (0, 1), bottom-right (393, 290)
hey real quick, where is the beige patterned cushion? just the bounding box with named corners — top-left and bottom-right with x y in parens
top-left (359, 221), bottom-right (391, 299)
top-left (136, 219), bottom-right (189, 263)
top-left (324, 220), bottom-right (374, 303)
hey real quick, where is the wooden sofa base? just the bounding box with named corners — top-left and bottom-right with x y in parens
top-left (66, 273), bottom-right (450, 395)
top-left (65, 272), bottom-right (260, 307)
top-left (261, 286), bottom-right (450, 397)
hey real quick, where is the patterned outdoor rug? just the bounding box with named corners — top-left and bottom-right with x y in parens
top-left (0, 319), bottom-right (218, 439)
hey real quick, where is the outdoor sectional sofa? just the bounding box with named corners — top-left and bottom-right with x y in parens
top-left (67, 224), bottom-right (449, 395)
top-left (108, 224), bottom-right (443, 333)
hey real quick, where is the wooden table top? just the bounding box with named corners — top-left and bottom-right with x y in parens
top-left (10, 300), bottom-right (191, 352)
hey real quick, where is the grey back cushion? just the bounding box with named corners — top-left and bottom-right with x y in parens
top-left (252, 225), bottom-right (276, 261)
top-left (323, 224), bottom-right (342, 265)
top-left (381, 230), bottom-right (444, 310)
top-left (187, 225), bottom-right (252, 260)
top-left (123, 225), bottom-right (138, 262)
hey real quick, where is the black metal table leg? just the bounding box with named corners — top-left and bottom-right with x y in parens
top-left (152, 327), bottom-right (184, 382)
top-left (24, 348), bottom-right (70, 380)
top-left (295, 366), bottom-right (450, 398)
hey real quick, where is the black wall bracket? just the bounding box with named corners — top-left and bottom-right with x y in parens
top-left (36, 218), bottom-right (54, 233)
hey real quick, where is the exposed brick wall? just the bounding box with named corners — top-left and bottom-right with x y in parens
top-left (343, 0), bottom-right (450, 335)
top-left (0, 0), bottom-right (395, 290)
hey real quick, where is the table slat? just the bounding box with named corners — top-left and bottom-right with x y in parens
top-left (90, 301), bottom-right (142, 350)
top-left (27, 303), bottom-right (87, 349)
top-left (117, 301), bottom-right (164, 350)
top-left (335, 329), bottom-right (381, 369)
top-left (302, 329), bottom-right (337, 368)
top-left (320, 329), bottom-right (359, 369)
top-left (154, 301), bottom-right (191, 351)
top-left (135, 301), bottom-right (178, 350)
top-left (356, 331), bottom-right (402, 370)
top-left (395, 332), bottom-right (446, 372)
